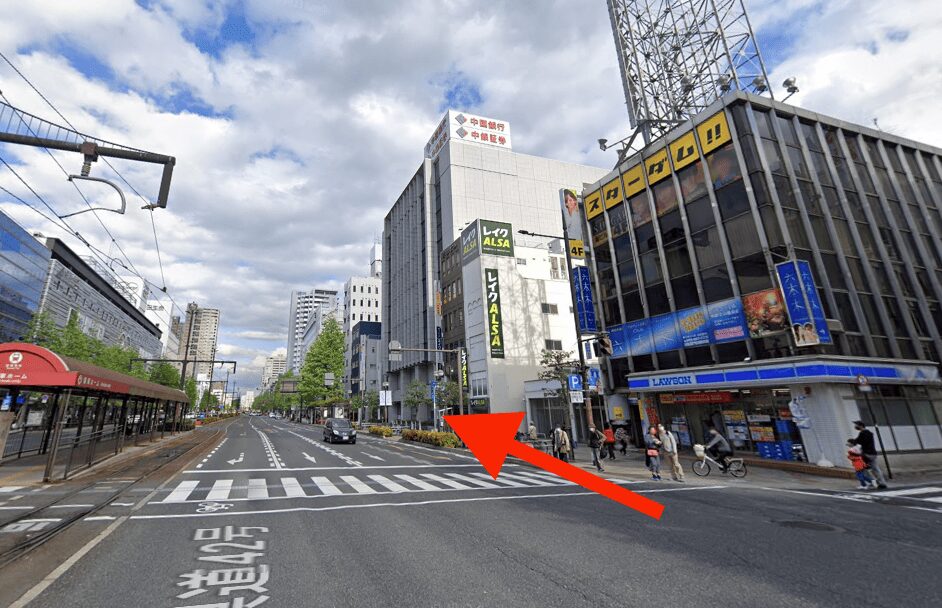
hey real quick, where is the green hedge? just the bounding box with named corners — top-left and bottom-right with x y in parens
top-left (401, 429), bottom-right (461, 448)
top-left (369, 425), bottom-right (394, 437)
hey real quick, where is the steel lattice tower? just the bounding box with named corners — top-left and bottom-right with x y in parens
top-left (607, 0), bottom-right (772, 144)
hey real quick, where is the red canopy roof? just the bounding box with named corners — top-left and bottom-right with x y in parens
top-left (0, 343), bottom-right (188, 402)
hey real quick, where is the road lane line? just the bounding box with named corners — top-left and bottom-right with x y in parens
top-left (444, 473), bottom-right (500, 489)
top-left (874, 487), bottom-right (942, 498)
top-left (162, 480), bottom-right (200, 503)
top-left (393, 474), bottom-right (440, 491)
top-left (311, 476), bottom-right (342, 496)
top-left (367, 475), bottom-right (408, 493)
top-left (247, 479), bottom-right (269, 499)
top-left (341, 475), bottom-right (377, 494)
top-left (421, 473), bottom-right (473, 490)
top-left (281, 477), bottom-right (306, 498)
top-left (206, 480), bottom-right (233, 501)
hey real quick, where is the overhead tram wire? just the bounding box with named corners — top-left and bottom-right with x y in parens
top-left (0, 49), bottom-right (170, 291)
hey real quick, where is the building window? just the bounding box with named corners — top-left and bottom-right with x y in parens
top-left (545, 339), bottom-right (563, 351)
top-left (541, 303), bottom-right (558, 314)
top-left (516, 258), bottom-right (527, 265)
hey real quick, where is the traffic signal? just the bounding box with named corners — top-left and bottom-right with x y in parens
top-left (596, 335), bottom-right (613, 356)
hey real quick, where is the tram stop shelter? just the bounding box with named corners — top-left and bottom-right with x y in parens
top-left (0, 343), bottom-right (190, 482)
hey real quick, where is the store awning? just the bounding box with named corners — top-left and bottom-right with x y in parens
top-left (0, 342), bottom-right (188, 402)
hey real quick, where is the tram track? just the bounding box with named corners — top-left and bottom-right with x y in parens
top-left (0, 421), bottom-right (232, 569)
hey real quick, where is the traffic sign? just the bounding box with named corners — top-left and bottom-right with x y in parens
top-left (567, 374), bottom-right (583, 391)
top-left (570, 390), bottom-right (584, 404)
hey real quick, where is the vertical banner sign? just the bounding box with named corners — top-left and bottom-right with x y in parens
top-left (776, 260), bottom-right (831, 346)
top-left (436, 326), bottom-right (444, 350)
top-left (573, 266), bottom-right (598, 333)
top-left (561, 188), bottom-right (586, 258)
top-left (460, 348), bottom-right (468, 388)
top-left (484, 268), bottom-right (505, 358)
top-left (798, 260), bottom-right (832, 344)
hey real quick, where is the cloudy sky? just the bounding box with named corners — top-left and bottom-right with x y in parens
top-left (1, 0), bottom-right (940, 390)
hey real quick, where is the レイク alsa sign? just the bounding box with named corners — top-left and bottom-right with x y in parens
top-left (484, 268), bottom-right (505, 359)
top-left (479, 220), bottom-right (514, 257)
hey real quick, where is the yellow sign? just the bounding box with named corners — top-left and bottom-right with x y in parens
top-left (623, 164), bottom-right (645, 198)
top-left (568, 239), bottom-right (585, 259)
top-left (644, 148), bottom-right (671, 185)
top-left (612, 406), bottom-right (625, 419)
top-left (585, 190), bottom-right (603, 219)
top-left (669, 131), bottom-right (698, 171)
top-left (697, 111), bottom-right (732, 155)
top-left (602, 177), bottom-right (623, 210)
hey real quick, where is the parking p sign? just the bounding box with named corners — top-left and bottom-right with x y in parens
top-left (567, 374), bottom-right (583, 391)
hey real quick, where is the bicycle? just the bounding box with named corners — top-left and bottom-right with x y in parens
top-left (691, 444), bottom-right (747, 478)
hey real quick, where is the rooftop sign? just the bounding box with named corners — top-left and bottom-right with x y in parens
top-left (425, 110), bottom-right (512, 158)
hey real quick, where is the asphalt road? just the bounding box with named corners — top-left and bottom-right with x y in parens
top-left (3, 415), bottom-right (940, 608)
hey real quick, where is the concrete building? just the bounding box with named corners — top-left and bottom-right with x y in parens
top-left (143, 294), bottom-right (182, 358)
top-left (350, 321), bottom-right (383, 397)
top-left (382, 110), bottom-right (608, 420)
top-left (261, 354), bottom-right (287, 390)
top-left (286, 288), bottom-right (338, 374)
top-left (342, 245), bottom-right (383, 393)
top-left (582, 91), bottom-right (942, 470)
top-left (176, 302), bottom-right (220, 380)
top-left (298, 292), bottom-right (342, 369)
top-left (242, 389), bottom-right (256, 410)
top-left (36, 238), bottom-right (163, 358)
top-left (0, 211), bottom-right (51, 343)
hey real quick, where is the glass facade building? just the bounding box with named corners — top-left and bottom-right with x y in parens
top-left (0, 210), bottom-right (50, 343)
top-left (582, 92), bottom-right (942, 467)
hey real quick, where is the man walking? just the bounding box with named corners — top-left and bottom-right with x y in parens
top-left (552, 424), bottom-right (571, 462)
top-left (587, 424), bottom-right (605, 472)
top-left (851, 420), bottom-right (888, 489)
top-left (658, 423), bottom-right (685, 482)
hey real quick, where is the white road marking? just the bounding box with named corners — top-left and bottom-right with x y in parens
top-left (0, 486), bottom-right (24, 493)
top-left (184, 463), bottom-right (501, 474)
top-left (393, 474), bottom-right (440, 491)
top-left (444, 473), bottom-right (500, 489)
top-left (873, 486), bottom-right (942, 498)
top-left (227, 452), bottom-right (245, 465)
top-left (206, 480), bottom-right (233, 501)
top-left (48, 504), bottom-right (95, 508)
top-left (281, 477), bottom-right (306, 498)
top-left (110, 502), bottom-right (135, 507)
top-left (498, 472), bottom-right (557, 486)
top-left (247, 479), bottom-right (269, 499)
top-left (312, 476), bottom-right (342, 496)
top-left (301, 452), bottom-right (317, 463)
top-left (421, 474), bottom-right (473, 490)
top-left (0, 506), bottom-right (33, 510)
top-left (83, 516), bottom-right (116, 522)
top-left (514, 471), bottom-right (576, 485)
top-left (341, 475), bottom-right (377, 494)
top-left (361, 452), bottom-right (385, 462)
top-left (162, 480), bottom-right (200, 503)
top-left (367, 475), bottom-right (408, 493)
top-left (468, 472), bottom-right (528, 488)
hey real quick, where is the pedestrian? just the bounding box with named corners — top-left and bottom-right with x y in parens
top-left (846, 439), bottom-right (876, 490)
top-left (644, 425), bottom-right (662, 480)
top-left (602, 423), bottom-right (616, 460)
top-left (658, 423), bottom-right (685, 482)
top-left (614, 426), bottom-right (629, 455)
top-left (850, 420), bottom-right (888, 489)
top-left (587, 424), bottom-right (606, 471)
top-left (565, 426), bottom-right (576, 462)
top-left (552, 424), bottom-right (571, 462)
top-left (528, 421), bottom-right (538, 441)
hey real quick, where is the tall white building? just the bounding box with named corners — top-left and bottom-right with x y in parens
top-left (382, 110), bottom-right (608, 418)
top-left (261, 354), bottom-right (287, 389)
top-left (342, 244), bottom-right (383, 393)
top-left (177, 303), bottom-right (220, 380)
top-left (286, 288), bottom-right (338, 374)
top-left (144, 293), bottom-right (181, 358)
top-left (299, 293), bottom-right (342, 366)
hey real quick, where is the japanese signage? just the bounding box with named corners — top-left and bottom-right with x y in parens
top-left (424, 110), bottom-right (512, 158)
top-left (584, 189), bottom-right (603, 220)
top-left (484, 268), bottom-right (505, 358)
top-left (776, 260), bottom-right (832, 346)
top-left (659, 391), bottom-right (733, 404)
top-left (573, 266), bottom-right (597, 333)
top-left (568, 240), bottom-right (585, 259)
top-left (479, 220), bottom-right (514, 257)
top-left (460, 222), bottom-right (479, 263)
top-left (460, 348), bottom-right (468, 388)
top-left (175, 525), bottom-right (270, 606)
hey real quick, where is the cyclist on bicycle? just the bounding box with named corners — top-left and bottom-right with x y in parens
top-left (705, 427), bottom-right (733, 472)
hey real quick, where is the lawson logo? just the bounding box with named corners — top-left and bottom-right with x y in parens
top-left (651, 375), bottom-right (694, 387)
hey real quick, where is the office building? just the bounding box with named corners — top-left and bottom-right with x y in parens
top-left (581, 91), bottom-right (942, 470)
top-left (0, 211), bottom-right (51, 342)
top-left (342, 245), bottom-right (383, 393)
top-left (176, 302), bottom-right (220, 380)
top-left (350, 321), bottom-right (383, 397)
top-left (297, 292), bottom-right (342, 369)
top-left (261, 353), bottom-right (287, 390)
top-left (286, 288), bottom-right (338, 374)
top-left (383, 110), bottom-right (608, 419)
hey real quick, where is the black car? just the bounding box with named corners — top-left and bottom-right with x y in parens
top-left (323, 418), bottom-right (356, 444)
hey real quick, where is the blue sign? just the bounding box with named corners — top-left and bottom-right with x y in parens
top-left (609, 324), bottom-right (629, 357)
top-left (588, 368), bottom-right (601, 389)
top-left (573, 266), bottom-right (598, 333)
top-left (626, 318), bottom-right (654, 356)
top-left (677, 306), bottom-right (711, 347)
top-left (706, 298), bottom-right (749, 344)
top-left (798, 260), bottom-right (832, 344)
top-left (436, 326), bottom-right (444, 350)
top-left (776, 260), bottom-right (832, 346)
top-left (651, 312), bottom-right (682, 352)
top-left (430, 381), bottom-right (437, 399)
top-left (1, 395), bottom-right (10, 411)
top-left (567, 374), bottom-right (583, 391)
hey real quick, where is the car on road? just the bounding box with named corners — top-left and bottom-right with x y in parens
top-left (323, 418), bottom-right (356, 444)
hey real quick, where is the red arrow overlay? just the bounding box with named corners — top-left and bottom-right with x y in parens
top-left (445, 412), bottom-right (665, 520)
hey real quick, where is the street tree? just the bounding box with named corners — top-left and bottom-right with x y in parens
top-left (538, 348), bottom-right (575, 411)
top-left (298, 317), bottom-right (345, 405)
top-left (184, 377), bottom-right (198, 407)
top-left (59, 311), bottom-right (93, 361)
top-left (24, 311), bottom-right (62, 351)
top-left (403, 379), bottom-right (432, 422)
top-left (149, 360), bottom-right (181, 388)
top-left (435, 378), bottom-right (461, 416)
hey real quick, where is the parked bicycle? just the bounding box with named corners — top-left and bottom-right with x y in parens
top-left (692, 444), bottom-right (747, 478)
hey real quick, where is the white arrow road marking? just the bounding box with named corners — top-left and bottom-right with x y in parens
top-left (301, 452), bottom-right (317, 463)
top-left (227, 452), bottom-right (245, 465)
top-left (360, 452), bottom-right (385, 462)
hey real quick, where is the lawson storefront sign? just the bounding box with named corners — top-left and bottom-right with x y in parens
top-left (626, 359), bottom-right (940, 392)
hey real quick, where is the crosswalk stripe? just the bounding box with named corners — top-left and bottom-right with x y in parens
top-left (281, 477), bottom-right (305, 498)
top-left (514, 471), bottom-right (575, 485)
top-left (163, 480), bottom-right (199, 503)
top-left (247, 479), bottom-right (269, 499)
top-left (340, 475), bottom-right (376, 494)
top-left (445, 473), bottom-right (500, 489)
top-left (206, 480), bottom-right (233, 501)
top-left (875, 487), bottom-right (942, 498)
top-left (368, 475), bottom-right (408, 493)
top-left (498, 472), bottom-right (557, 486)
top-left (421, 473), bottom-right (473, 490)
top-left (393, 474), bottom-right (440, 491)
top-left (468, 472), bottom-right (528, 487)
top-left (311, 476), bottom-right (342, 496)
top-left (0, 486), bottom-right (24, 493)
top-left (923, 496), bottom-right (942, 504)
